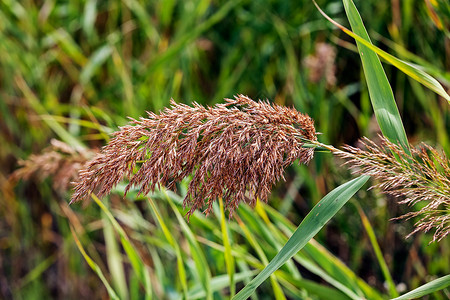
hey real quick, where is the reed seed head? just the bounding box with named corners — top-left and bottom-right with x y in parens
top-left (304, 42), bottom-right (337, 87)
top-left (12, 139), bottom-right (93, 192)
top-left (71, 95), bottom-right (317, 217)
top-left (335, 135), bottom-right (450, 242)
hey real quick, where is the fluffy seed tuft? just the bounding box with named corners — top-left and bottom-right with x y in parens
top-left (71, 95), bottom-right (317, 217)
top-left (334, 135), bottom-right (450, 242)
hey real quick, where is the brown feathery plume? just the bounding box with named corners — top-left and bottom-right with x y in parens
top-left (12, 139), bottom-right (94, 192)
top-left (71, 95), bottom-right (317, 217)
top-left (304, 42), bottom-right (337, 87)
top-left (329, 135), bottom-right (450, 242)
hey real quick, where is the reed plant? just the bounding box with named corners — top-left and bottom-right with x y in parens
top-left (3, 0), bottom-right (450, 299)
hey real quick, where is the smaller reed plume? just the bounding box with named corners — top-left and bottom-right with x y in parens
top-left (12, 139), bottom-right (93, 192)
top-left (71, 95), bottom-right (317, 217)
top-left (328, 136), bottom-right (450, 242)
top-left (304, 42), bottom-right (337, 87)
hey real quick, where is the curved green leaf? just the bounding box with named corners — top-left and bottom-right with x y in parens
top-left (71, 226), bottom-right (120, 300)
top-left (92, 194), bottom-right (153, 299)
top-left (166, 191), bottom-right (213, 300)
top-left (339, 0), bottom-right (409, 153)
top-left (233, 175), bottom-right (370, 299)
top-left (219, 198), bottom-right (236, 297)
top-left (391, 275), bottom-right (450, 300)
top-left (314, 0), bottom-right (450, 105)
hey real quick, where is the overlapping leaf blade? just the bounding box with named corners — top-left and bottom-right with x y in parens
top-left (233, 175), bottom-right (370, 299)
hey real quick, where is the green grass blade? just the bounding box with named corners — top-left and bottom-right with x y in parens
top-left (219, 197), bottom-right (236, 297)
top-left (233, 175), bottom-right (370, 299)
top-left (187, 270), bottom-right (259, 299)
top-left (147, 197), bottom-right (188, 298)
top-left (276, 271), bottom-right (350, 300)
top-left (235, 213), bottom-right (287, 300)
top-left (314, 0), bottom-right (450, 104)
top-left (82, 0), bottom-right (98, 40)
top-left (144, 0), bottom-right (242, 73)
top-left (92, 194), bottom-right (152, 299)
top-left (263, 204), bottom-right (383, 299)
top-left (47, 28), bottom-right (88, 66)
top-left (159, 0), bottom-right (176, 26)
top-left (71, 226), bottom-right (120, 300)
top-left (291, 252), bottom-right (362, 299)
top-left (391, 275), bottom-right (450, 300)
top-left (252, 203), bottom-right (372, 298)
top-left (122, 0), bottom-right (159, 43)
top-left (303, 240), bottom-right (384, 300)
top-left (338, 0), bottom-right (409, 151)
top-left (165, 191), bottom-right (212, 300)
top-left (15, 76), bottom-right (86, 151)
top-left (80, 44), bottom-right (113, 86)
top-left (103, 212), bottom-right (128, 299)
top-left (18, 254), bottom-right (57, 288)
top-left (252, 203), bottom-right (301, 280)
top-left (357, 206), bottom-right (397, 297)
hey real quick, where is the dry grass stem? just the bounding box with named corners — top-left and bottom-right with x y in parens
top-left (71, 95), bottom-right (317, 217)
top-left (331, 136), bottom-right (450, 242)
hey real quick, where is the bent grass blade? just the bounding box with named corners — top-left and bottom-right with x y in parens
top-left (313, 0), bottom-right (450, 104)
top-left (233, 175), bottom-right (370, 299)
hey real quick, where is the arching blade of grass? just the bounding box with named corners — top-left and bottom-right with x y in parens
top-left (14, 75), bottom-right (86, 151)
top-left (292, 251), bottom-right (362, 299)
top-left (276, 272), bottom-right (349, 300)
top-left (303, 240), bottom-right (384, 299)
top-left (243, 203), bottom-right (301, 280)
top-left (219, 197), bottom-right (236, 297)
top-left (80, 44), bottom-right (113, 86)
top-left (121, 0), bottom-right (160, 43)
top-left (391, 275), bottom-right (450, 300)
top-left (370, 31), bottom-right (450, 85)
top-left (165, 190), bottom-right (212, 300)
top-left (143, 0), bottom-right (243, 73)
top-left (339, 0), bottom-right (408, 152)
top-left (103, 212), bottom-right (128, 300)
top-left (233, 175), bottom-right (370, 299)
top-left (357, 205), bottom-right (397, 298)
top-left (187, 270), bottom-right (259, 299)
top-left (251, 203), bottom-right (375, 299)
top-left (147, 197), bottom-right (188, 298)
top-left (91, 194), bottom-right (152, 299)
top-left (263, 204), bottom-right (383, 300)
top-left (313, 0), bottom-right (450, 105)
top-left (235, 214), bottom-right (286, 300)
top-left (17, 254), bottom-right (57, 289)
top-left (70, 226), bottom-right (120, 300)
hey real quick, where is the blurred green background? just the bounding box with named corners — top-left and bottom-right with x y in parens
top-left (1, 0), bottom-right (449, 299)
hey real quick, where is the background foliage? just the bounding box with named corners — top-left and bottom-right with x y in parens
top-left (1, 0), bottom-right (449, 299)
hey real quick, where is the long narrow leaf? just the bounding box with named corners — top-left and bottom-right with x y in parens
top-left (339, 0), bottom-right (409, 152)
top-left (147, 197), bottom-right (188, 298)
top-left (233, 175), bottom-right (370, 299)
top-left (103, 212), bottom-right (128, 299)
top-left (219, 197), bottom-right (236, 297)
top-left (235, 214), bottom-right (286, 300)
top-left (144, 0), bottom-right (243, 73)
top-left (313, 0), bottom-right (450, 104)
top-left (263, 204), bottom-right (383, 299)
top-left (91, 194), bottom-right (152, 299)
top-left (71, 226), bottom-right (120, 300)
top-left (357, 206), bottom-right (397, 297)
top-left (165, 191), bottom-right (212, 300)
top-left (391, 275), bottom-right (450, 300)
